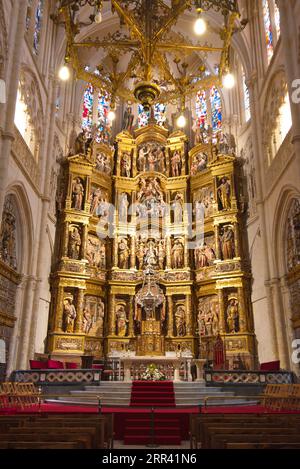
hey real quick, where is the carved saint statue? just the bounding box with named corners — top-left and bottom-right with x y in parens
top-left (68, 227), bottom-right (81, 260)
top-left (74, 130), bottom-right (92, 155)
top-left (0, 204), bottom-right (17, 270)
top-left (171, 150), bottom-right (182, 177)
top-left (82, 305), bottom-right (93, 334)
top-left (171, 238), bottom-right (184, 269)
top-left (116, 305), bottom-right (128, 337)
top-left (158, 239), bottom-right (166, 270)
top-left (72, 177), bottom-right (85, 210)
top-left (136, 238), bottom-right (146, 270)
top-left (144, 239), bottom-right (158, 268)
top-left (138, 146), bottom-right (147, 172)
top-left (175, 305), bottom-right (186, 337)
top-left (173, 192), bottom-right (184, 223)
top-left (217, 177), bottom-right (231, 211)
top-left (90, 187), bottom-right (102, 216)
top-left (121, 152), bottom-right (131, 178)
top-left (118, 238), bottom-right (130, 269)
top-left (119, 192), bottom-right (129, 223)
top-left (221, 226), bottom-right (235, 260)
top-left (226, 298), bottom-right (240, 333)
top-left (63, 297), bottom-right (77, 333)
top-left (122, 105), bottom-right (134, 132)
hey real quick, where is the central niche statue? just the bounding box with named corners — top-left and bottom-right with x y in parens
top-left (136, 177), bottom-right (166, 218)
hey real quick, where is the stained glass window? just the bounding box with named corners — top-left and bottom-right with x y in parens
top-left (33, 0), bottom-right (44, 55)
top-left (196, 90), bottom-right (208, 129)
top-left (210, 86), bottom-right (222, 131)
top-left (82, 83), bottom-right (94, 134)
top-left (96, 92), bottom-right (111, 144)
top-left (262, 0), bottom-right (274, 63)
top-left (138, 105), bottom-right (150, 127)
top-left (154, 103), bottom-right (167, 126)
top-left (274, 1), bottom-right (281, 38)
top-left (138, 103), bottom-right (167, 127)
top-left (242, 71), bottom-right (251, 122)
top-left (81, 83), bottom-right (112, 144)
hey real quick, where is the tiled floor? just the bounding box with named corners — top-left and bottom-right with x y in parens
top-left (114, 440), bottom-right (190, 449)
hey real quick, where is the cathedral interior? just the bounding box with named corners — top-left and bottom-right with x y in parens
top-left (0, 0), bottom-right (299, 381)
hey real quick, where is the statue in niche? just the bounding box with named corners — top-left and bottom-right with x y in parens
top-left (118, 238), bottom-right (130, 269)
top-left (68, 227), bottom-right (81, 260)
top-left (220, 225), bottom-right (235, 260)
top-left (172, 192), bottom-right (184, 223)
top-left (96, 152), bottom-right (111, 174)
top-left (136, 238), bottom-right (146, 270)
top-left (83, 296), bottom-right (105, 336)
top-left (0, 198), bottom-right (17, 270)
top-left (136, 177), bottom-right (166, 218)
top-left (119, 192), bottom-right (129, 223)
top-left (144, 239), bottom-right (158, 268)
top-left (138, 146), bottom-right (147, 172)
top-left (82, 305), bottom-right (93, 334)
top-left (74, 130), bottom-right (92, 155)
top-left (63, 296), bottom-right (77, 333)
top-left (194, 245), bottom-right (209, 269)
top-left (86, 236), bottom-right (105, 269)
top-left (72, 177), bottom-right (85, 210)
top-left (158, 239), bottom-right (166, 270)
top-left (122, 105), bottom-right (134, 132)
top-left (116, 304), bottom-right (128, 337)
top-left (191, 152), bottom-right (208, 175)
top-left (138, 143), bottom-right (166, 173)
top-left (226, 297), bottom-right (240, 333)
top-left (175, 305), bottom-right (186, 337)
top-left (170, 149), bottom-right (182, 177)
top-left (171, 238), bottom-right (184, 269)
top-left (120, 152), bottom-right (131, 177)
top-left (198, 296), bottom-right (219, 336)
top-left (217, 177), bottom-right (231, 211)
top-left (90, 187), bottom-right (103, 216)
top-left (197, 306), bottom-right (206, 336)
top-left (194, 186), bottom-right (214, 220)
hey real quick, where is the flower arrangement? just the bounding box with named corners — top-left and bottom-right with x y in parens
top-left (141, 363), bottom-right (166, 381)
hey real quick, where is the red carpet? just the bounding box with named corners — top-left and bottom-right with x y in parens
top-left (130, 381), bottom-right (176, 407)
top-left (125, 381), bottom-right (178, 445)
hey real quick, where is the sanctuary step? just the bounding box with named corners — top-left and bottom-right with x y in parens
top-left (46, 381), bottom-right (258, 408)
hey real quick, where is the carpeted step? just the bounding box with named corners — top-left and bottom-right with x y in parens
top-left (126, 418), bottom-right (179, 425)
top-left (124, 426), bottom-right (181, 436)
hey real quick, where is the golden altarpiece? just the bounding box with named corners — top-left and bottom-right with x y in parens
top-left (47, 123), bottom-right (257, 368)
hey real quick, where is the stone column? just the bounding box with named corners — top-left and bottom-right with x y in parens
top-left (218, 289), bottom-right (225, 333)
top-left (108, 294), bottom-right (116, 336)
top-left (270, 279), bottom-right (290, 369)
top-left (75, 289), bottom-right (85, 333)
top-left (185, 294), bottom-right (192, 336)
top-left (0, 1), bottom-right (28, 218)
top-left (167, 296), bottom-right (173, 337)
top-left (18, 276), bottom-right (37, 369)
top-left (6, 277), bottom-right (25, 375)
